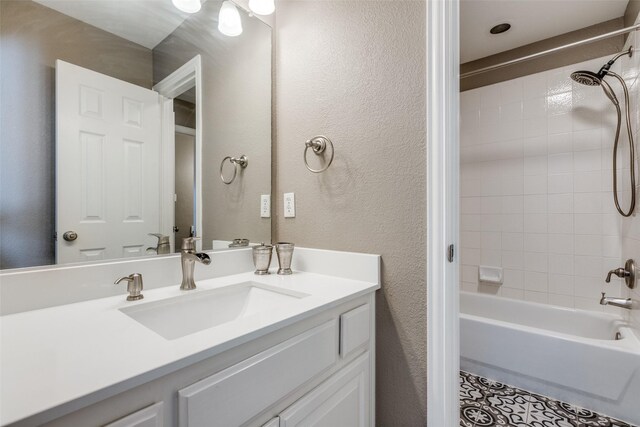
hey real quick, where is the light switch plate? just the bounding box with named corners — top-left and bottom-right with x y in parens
top-left (260, 195), bottom-right (271, 218)
top-left (284, 192), bottom-right (295, 218)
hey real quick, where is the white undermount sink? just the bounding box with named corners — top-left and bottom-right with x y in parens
top-left (119, 282), bottom-right (309, 340)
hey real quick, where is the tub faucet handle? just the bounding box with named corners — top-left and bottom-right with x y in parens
top-left (605, 259), bottom-right (636, 289)
top-left (606, 268), bottom-right (629, 283)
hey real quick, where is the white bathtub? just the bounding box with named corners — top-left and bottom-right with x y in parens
top-left (460, 291), bottom-right (640, 424)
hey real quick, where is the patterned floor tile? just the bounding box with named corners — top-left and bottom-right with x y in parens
top-left (459, 372), bottom-right (637, 427)
top-left (462, 370), bottom-right (521, 399)
top-left (524, 392), bottom-right (576, 427)
top-left (460, 371), bottom-right (485, 402)
top-left (460, 398), bottom-right (512, 426)
top-left (484, 392), bottom-right (530, 426)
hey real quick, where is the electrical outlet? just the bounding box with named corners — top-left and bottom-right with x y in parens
top-left (260, 195), bottom-right (271, 218)
top-left (284, 192), bottom-right (295, 218)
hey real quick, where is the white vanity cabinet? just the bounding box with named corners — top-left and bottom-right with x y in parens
top-left (30, 293), bottom-right (375, 427)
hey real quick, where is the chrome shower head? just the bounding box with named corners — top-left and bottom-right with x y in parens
top-left (570, 46), bottom-right (633, 86)
top-left (570, 70), bottom-right (602, 86)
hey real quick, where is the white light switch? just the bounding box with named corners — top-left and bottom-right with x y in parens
top-left (260, 195), bottom-right (271, 218)
top-left (284, 192), bottom-right (295, 218)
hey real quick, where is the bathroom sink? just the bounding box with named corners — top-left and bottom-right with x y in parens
top-left (119, 282), bottom-right (308, 340)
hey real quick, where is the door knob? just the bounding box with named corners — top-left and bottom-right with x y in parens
top-left (63, 231), bottom-right (78, 242)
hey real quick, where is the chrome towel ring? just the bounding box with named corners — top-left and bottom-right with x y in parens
top-left (220, 155), bottom-right (248, 184)
top-left (304, 136), bottom-right (334, 173)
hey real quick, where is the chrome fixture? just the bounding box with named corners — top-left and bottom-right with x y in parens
top-left (605, 258), bottom-right (636, 289)
top-left (220, 155), bottom-right (248, 184)
top-left (147, 233), bottom-right (171, 255)
top-left (303, 136), bottom-right (334, 173)
top-left (571, 47), bottom-right (635, 217)
top-left (600, 292), bottom-right (634, 310)
top-left (461, 24), bottom-right (640, 79)
top-left (275, 242), bottom-right (295, 275)
top-left (490, 23), bottom-right (511, 35)
top-left (229, 238), bottom-right (250, 248)
top-left (252, 243), bottom-right (273, 275)
top-left (115, 273), bottom-right (144, 301)
top-left (180, 237), bottom-right (211, 290)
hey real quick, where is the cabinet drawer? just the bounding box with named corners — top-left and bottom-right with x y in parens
top-left (340, 304), bottom-right (370, 358)
top-left (178, 320), bottom-right (338, 427)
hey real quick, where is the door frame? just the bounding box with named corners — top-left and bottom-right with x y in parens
top-left (426, 0), bottom-right (460, 425)
top-left (154, 55), bottom-right (203, 250)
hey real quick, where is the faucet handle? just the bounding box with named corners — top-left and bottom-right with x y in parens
top-left (606, 268), bottom-right (629, 283)
top-left (181, 237), bottom-right (201, 251)
top-left (114, 273), bottom-right (144, 301)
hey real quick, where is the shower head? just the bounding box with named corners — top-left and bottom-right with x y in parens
top-left (570, 70), bottom-right (602, 86)
top-left (570, 46), bottom-right (633, 86)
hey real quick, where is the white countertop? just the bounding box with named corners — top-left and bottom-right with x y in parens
top-left (0, 270), bottom-right (379, 426)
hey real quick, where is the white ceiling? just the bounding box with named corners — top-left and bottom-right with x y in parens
top-left (461, 0), bottom-right (629, 63)
top-left (33, 0), bottom-right (193, 49)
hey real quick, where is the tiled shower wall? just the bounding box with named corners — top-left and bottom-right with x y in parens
top-left (460, 47), bottom-right (640, 314)
top-left (621, 31), bottom-right (640, 331)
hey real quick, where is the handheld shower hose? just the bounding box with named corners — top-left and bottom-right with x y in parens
top-left (570, 47), bottom-right (636, 217)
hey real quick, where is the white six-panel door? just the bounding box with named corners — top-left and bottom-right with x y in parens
top-left (56, 60), bottom-right (163, 264)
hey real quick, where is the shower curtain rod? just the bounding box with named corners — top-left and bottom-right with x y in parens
top-left (460, 23), bottom-right (640, 79)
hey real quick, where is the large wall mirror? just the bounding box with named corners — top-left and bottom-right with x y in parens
top-left (0, 0), bottom-right (272, 270)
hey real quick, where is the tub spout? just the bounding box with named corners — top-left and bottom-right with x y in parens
top-left (600, 292), bottom-right (634, 310)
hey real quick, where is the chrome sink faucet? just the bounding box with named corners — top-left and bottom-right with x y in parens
top-left (600, 292), bottom-right (634, 310)
top-left (180, 237), bottom-right (211, 290)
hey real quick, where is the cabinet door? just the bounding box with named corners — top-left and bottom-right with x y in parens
top-left (104, 402), bottom-right (163, 427)
top-left (279, 352), bottom-right (370, 427)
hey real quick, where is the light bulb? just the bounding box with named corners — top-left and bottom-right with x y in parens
top-left (218, 1), bottom-right (243, 37)
top-left (172, 0), bottom-right (201, 13)
top-left (248, 0), bottom-right (274, 15)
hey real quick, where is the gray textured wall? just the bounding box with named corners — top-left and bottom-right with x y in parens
top-left (273, 1), bottom-right (426, 424)
top-left (0, 0), bottom-right (152, 269)
top-left (153, 0), bottom-right (272, 249)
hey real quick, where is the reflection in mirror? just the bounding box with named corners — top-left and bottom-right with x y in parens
top-left (0, 0), bottom-right (272, 270)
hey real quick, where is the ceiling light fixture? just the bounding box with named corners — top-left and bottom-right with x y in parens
top-left (248, 0), bottom-right (275, 16)
top-left (490, 23), bottom-right (511, 34)
top-left (218, 1), bottom-right (243, 37)
top-left (172, 0), bottom-right (202, 14)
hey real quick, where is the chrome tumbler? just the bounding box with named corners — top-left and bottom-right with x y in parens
top-left (252, 243), bottom-right (273, 275)
top-left (275, 242), bottom-right (295, 275)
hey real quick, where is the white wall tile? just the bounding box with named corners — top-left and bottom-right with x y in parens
top-left (524, 175), bottom-right (547, 194)
top-left (524, 271), bottom-right (548, 292)
top-left (461, 53), bottom-right (635, 315)
top-left (548, 193), bottom-right (573, 214)
top-left (524, 233), bottom-right (547, 253)
top-left (548, 234), bottom-right (573, 255)
top-left (547, 173), bottom-right (573, 194)
top-left (524, 214), bottom-right (548, 233)
top-left (548, 152), bottom-right (573, 174)
top-left (548, 213), bottom-right (573, 234)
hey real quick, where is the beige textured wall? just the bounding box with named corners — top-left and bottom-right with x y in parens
top-left (0, 0), bottom-right (153, 269)
top-left (461, 18), bottom-right (624, 91)
top-left (274, 1), bottom-right (426, 424)
top-left (153, 0), bottom-right (272, 249)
